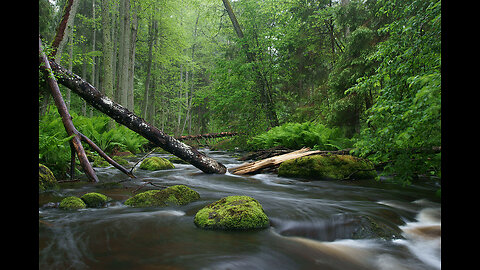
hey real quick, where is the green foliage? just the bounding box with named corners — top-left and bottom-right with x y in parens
top-left (39, 110), bottom-right (148, 178)
top-left (248, 122), bottom-right (354, 151)
top-left (353, 0), bottom-right (441, 183)
top-left (38, 0), bottom-right (441, 186)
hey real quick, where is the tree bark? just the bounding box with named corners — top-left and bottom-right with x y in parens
top-left (176, 132), bottom-right (241, 141)
top-left (48, 59), bottom-right (227, 174)
top-left (230, 148), bottom-right (322, 175)
top-left (143, 18), bottom-right (157, 120)
top-left (51, 0), bottom-right (80, 62)
top-left (101, 0), bottom-right (114, 105)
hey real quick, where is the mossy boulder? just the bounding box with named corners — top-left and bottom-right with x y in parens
top-left (39, 164), bottom-right (58, 191)
top-left (124, 185), bottom-right (200, 207)
top-left (278, 154), bottom-right (377, 180)
top-left (194, 196), bottom-right (270, 230)
top-left (59, 196), bottom-right (86, 210)
top-left (80, 192), bottom-right (111, 208)
top-left (139, 156), bottom-right (175, 170)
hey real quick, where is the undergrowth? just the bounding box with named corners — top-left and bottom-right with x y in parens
top-left (247, 122), bottom-right (354, 151)
top-left (39, 111), bottom-right (148, 178)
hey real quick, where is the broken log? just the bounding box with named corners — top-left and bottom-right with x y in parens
top-left (175, 132), bottom-right (241, 141)
top-left (230, 148), bottom-right (323, 175)
top-left (238, 147), bottom-right (354, 162)
top-left (48, 59), bottom-right (227, 174)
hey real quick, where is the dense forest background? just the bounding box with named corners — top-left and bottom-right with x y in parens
top-left (39, 0), bottom-right (441, 184)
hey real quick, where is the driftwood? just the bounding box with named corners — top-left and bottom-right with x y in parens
top-left (238, 147), bottom-right (354, 162)
top-left (230, 148), bottom-right (323, 175)
top-left (47, 57), bottom-right (227, 174)
top-left (231, 148), bottom-right (355, 175)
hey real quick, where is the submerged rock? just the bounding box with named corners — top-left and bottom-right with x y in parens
top-left (139, 156), bottom-right (175, 170)
top-left (278, 154), bottom-right (377, 180)
top-left (59, 196), bottom-right (86, 210)
top-left (81, 192), bottom-right (111, 208)
top-left (124, 185), bottom-right (200, 207)
top-left (39, 163), bottom-right (58, 191)
top-left (194, 196), bottom-right (270, 230)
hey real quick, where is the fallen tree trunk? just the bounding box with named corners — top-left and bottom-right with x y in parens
top-left (238, 147), bottom-right (354, 162)
top-left (230, 148), bottom-right (322, 175)
top-left (48, 59), bottom-right (227, 174)
top-left (176, 132), bottom-right (241, 141)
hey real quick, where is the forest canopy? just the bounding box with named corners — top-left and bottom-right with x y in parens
top-left (39, 0), bottom-right (441, 183)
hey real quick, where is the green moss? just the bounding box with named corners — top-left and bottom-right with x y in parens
top-left (278, 154), bottom-right (377, 180)
top-left (39, 163), bottom-right (58, 191)
top-left (194, 196), bottom-right (270, 230)
top-left (168, 156), bottom-right (190, 164)
top-left (112, 156), bottom-right (129, 166)
top-left (59, 196), bottom-right (86, 210)
top-left (139, 156), bottom-right (175, 170)
top-left (80, 192), bottom-right (111, 208)
top-left (124, 185), bottom-right (200, 207)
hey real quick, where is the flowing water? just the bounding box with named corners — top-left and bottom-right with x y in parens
top-left (39, 149), bottom-right (441, 270)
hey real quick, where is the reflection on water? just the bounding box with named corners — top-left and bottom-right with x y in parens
top-left (39, 149), bottom-right (441, 270)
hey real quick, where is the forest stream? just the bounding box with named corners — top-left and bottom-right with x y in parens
top-left (39, 148), bottom-right (441, 270)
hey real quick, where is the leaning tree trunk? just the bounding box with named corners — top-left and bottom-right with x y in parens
top-left (48, 59), bottom-right (227, 174)
top-left (40, 38), bottom-right (135, 182)
top-left (39, 39), bottom-right (98, 182)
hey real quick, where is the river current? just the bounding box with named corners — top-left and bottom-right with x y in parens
top-left (39, 149), bottom-right (441, 270)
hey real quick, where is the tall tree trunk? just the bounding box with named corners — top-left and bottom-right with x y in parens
top-left (66, 29), bottom-right (74, 110)
top-left (81, 45), bottom-right (87, 116)
top-left (42, 0), bottom-right (80, 117)
top-left (88, 0), bottom-right (97, 117)
top-left (128, 9), bottom-right (137, 112)
top-left (143, 18), bottom-right (157, 119)
top-left (51, 0), bottom-right (80, 62)
top-left (147, 63), bottom-right (157, 125)
top-left (117, 0), bottom-right (131, 108)
top-left (101, 0), bottom-right (115, 128)
top-left (176, 64), bottom-right (184, 137)
top-left (49, 59), bottom-right (227, 174)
